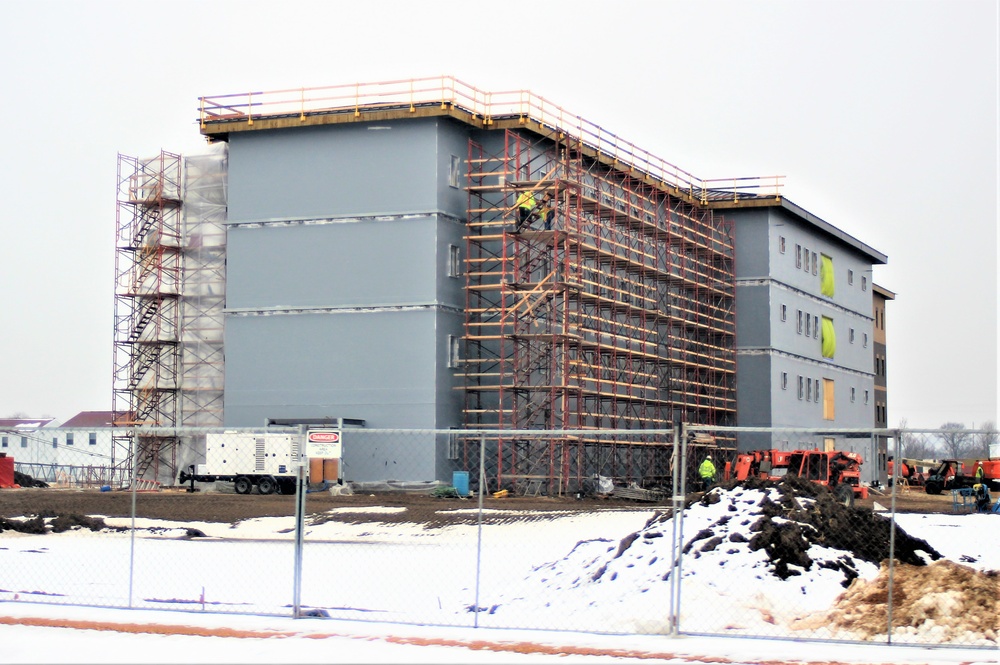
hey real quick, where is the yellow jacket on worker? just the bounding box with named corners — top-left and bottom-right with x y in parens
top-left (699, 457), bottom-right (717, 481)
top-left (516, 190), bottom-right (536, 210)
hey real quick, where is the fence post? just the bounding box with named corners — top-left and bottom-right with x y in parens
top-left (128, 431), bottom-right (138, 609)
top-left (668, 423), bottom-right (684, 637)
top-left (886, 429), bottom-right (902, 644)
top-left (474, 433), bottom-right (486, 628)
top-left (292, 424), bottom-right (308, 618)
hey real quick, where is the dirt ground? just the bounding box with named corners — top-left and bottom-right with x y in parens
top-left (0, 481), bottom-right (958, 526)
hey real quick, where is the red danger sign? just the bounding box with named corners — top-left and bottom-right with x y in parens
top-left (308, 431), bottom-right (341, 443)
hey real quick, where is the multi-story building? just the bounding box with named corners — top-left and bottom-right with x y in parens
top-left (112, 77), bottom-right (890, 491)
top-left (722, 201), bottom-right (888, 483)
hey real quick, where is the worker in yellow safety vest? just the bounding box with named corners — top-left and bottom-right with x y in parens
top-left (698, 456), bottom-right (717, 492)
top-left (515, 189), bottom-right (537, 233)
top-left (537, 192), bottom-right (555, 230)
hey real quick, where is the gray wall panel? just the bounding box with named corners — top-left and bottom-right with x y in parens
top-left (228, 120), bottom-right (438, 222)
top-left (436, 119), bottom-right (472, 220)
top-left (227, 217), bottom-right (437, 310)
top-left (223, 310), bottom-right (437, 429)
top-left (732, 208), bottom-right (770, 278)
top-left (735, 284), bottom-right (770, 348)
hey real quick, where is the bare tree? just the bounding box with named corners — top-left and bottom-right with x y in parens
top-left (898, 418), bottom-right (937, 459)
top-left (975, 421), bottom-right (997, 459)
top-left (937, 422), bottom-right (975, 459)
top-left (4, 412), bottom-right (29, 419)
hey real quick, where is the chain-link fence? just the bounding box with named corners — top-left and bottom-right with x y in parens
top-left (1, 425), bottom-right (995, 648)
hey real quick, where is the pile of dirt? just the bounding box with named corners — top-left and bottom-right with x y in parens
top-left (0, 510), bottom-right (117, 535)
top-left (13, 470), bottom-right (47, 488)
top-left (796, 559), bottom-right (999, 644)
top-left (696, 475), bottom-right (942, 585)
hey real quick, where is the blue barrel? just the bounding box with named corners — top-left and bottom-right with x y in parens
top-left (100, 485), bottom-right (111, 492)
top-left (452, 471), bottom-right (470, 496)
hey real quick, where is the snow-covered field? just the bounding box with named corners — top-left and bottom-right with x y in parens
top-left (1, 485), bottom-right (997, 663)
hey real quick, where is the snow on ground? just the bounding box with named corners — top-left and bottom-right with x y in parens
top-left (1, 482), bottom-right (997, 663)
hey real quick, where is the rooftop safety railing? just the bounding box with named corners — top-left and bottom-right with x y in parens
top-left (199, 76), bottom-right (784, 204)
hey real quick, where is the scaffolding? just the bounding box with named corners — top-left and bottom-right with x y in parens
top-left (111, 151), bottom-right (183, 486)
top-left (111, 147), bottom-right (229, 487)
top-left (463, 130), bottom-right (736, 494)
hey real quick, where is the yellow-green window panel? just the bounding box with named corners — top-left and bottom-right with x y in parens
top-left (820, 254), bottom-right (834, 297)
top-left (821, 316), bottom-right (836, 358)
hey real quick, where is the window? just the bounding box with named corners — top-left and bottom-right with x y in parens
top-left (849, 328), bottom-right (855, 343)
top-left (805, 314), bottom-right (811, 336)
top-left (20, 437), bottom-right (27, 448)
top-left (779, 236), bottom-right (786, 253)
top-left (797, 376), bottom-right (804, 400)
top-left (863, 333), bottom-right (868, 348)
top-left (813, 315), bottom-right (819, 339)
top-left (851, 387), bottom-right (856, 402)
top-left (447, 335), bottom-right (462, 368)
top-left (797, 310), bottom-right (803, 334)
top-left (862, 276), bottom-right (867, 291)
top-left (66, 433), bottom-right (74, 446)
top-left (806, 378), bottom-right (813, 402)
top-left (780, 304), bottom-right (787, 322)
top-left (448, 244), bottom-right (461, 277)
top-left (820, 254), bottom-right (834, 297)
top-left (864, 390), bottom-right (870, 405)
top-left (803, 247), bottom-right (810, 272)
top-left (781, 372), bottom-right (788, 390)
top-left (52, 438), bottom-right (58, 449)
top-left (1, 436), bottom-right (6, 448)
top-left (823, 378), bottom-right (835, 420)
top-left (449, 154), bottom-right (460, 188)
top-left (848, 269), bottom-right (854, 285)
top-left (821, 316), bottom-right (836, 358)
top-left (795, 244), bottom-right (802, 269)
top-left (811, 251), bottom-right (818, 275)
top-left (89, 432), bottom-right (97, 446)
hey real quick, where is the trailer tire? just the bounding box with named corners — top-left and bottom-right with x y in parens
top-left (924, 480), bottom-right (943, 495)
top-left (257, 476), bottom-right (277, 495)
top-left (234, 476), bottom-right (254, 495)
top-left (835, 484), bottom-right (854, 508)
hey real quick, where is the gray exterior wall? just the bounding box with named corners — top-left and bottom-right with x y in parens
top-left (731, 204), bottom-right (882, 480)
top-left (222, 117), bottom-right (473, 481)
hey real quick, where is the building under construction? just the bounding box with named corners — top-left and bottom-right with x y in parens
top-left (112, 77), bottom-right (786, 493)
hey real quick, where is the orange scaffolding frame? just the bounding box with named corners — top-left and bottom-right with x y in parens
top-left (111, 151), bottom-right (182, 487)
top-left (464, 130), bottom-right (736, 495)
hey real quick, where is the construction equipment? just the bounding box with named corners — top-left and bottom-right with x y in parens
top-left (887, 457), bottom-right (925, 487)
top-left (972, 459), bottom-right (1000, 492)
top-left (925, 459), bottom-right (1000, 495)
top-left (923, 459), bottom-right (973, 495)
top-left (729, 449), bottom-right (868, 507)
top-left (178, 432), bottom-right (300, 495)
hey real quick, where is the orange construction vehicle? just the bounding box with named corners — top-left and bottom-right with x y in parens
top-left (728, 449), bottom-right (868, 506)
top-left (925, 459), bottom-right (1000, 495)
top-left (973, 460), bottom-right (1000, 492)
top-left (887, 457), bottom-right (925, 487)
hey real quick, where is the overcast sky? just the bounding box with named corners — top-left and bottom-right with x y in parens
top-left (0, 0), bottom-right (995, 430)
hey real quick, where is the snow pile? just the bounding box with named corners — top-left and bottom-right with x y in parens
top-left (487, 476), bottom-right (955, 638)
